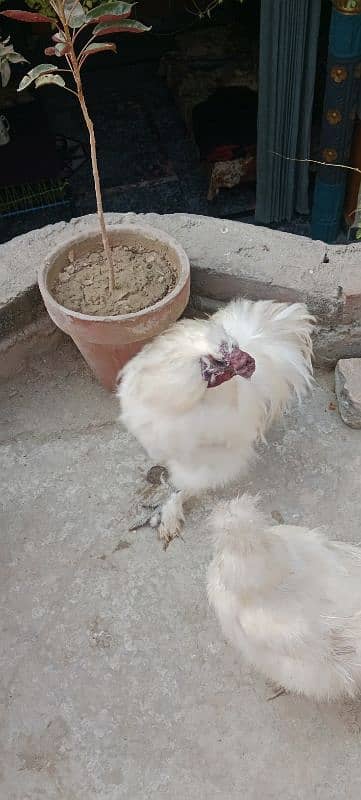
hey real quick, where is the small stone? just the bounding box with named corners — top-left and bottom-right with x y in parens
top-left (113, 289), bottom-right (129, 301)
top-left (271, 510), bottom-right (285, 524)
top-left (335, 358), bottom-right (361, 429)
top-left (146, 465), bottom-right (169, 485)
top-left (83, 286), bottom-right (102, 304)
top-left (57, 272), bottom-right (70, 283)
top-left (113, 540), bottom-right (131, 552)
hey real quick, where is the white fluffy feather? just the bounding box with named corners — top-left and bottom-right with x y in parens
top-left (208, 494), bottom-right (361, 702)
top-left (118, 299), bottom-right (314, 539)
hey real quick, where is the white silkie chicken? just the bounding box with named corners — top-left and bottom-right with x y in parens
top-left (208, 494), bottom-right (361, 702)
top-left (118, 299), bottom-right (314, 546)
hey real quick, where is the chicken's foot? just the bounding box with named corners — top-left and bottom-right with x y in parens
top-left (267, 685), bottom-right (287, 701)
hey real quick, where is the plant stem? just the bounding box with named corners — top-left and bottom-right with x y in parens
top-left (62, 15), bottom-right (115, 293)
top-left (76, 80), bottom-right (115, 293)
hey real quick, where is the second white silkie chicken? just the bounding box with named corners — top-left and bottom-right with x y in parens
top-left (208, 494), bottom-right (361, 702)
top-left (118, 299), bottom-right (314, 546)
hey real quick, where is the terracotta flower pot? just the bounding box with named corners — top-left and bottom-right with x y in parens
top-left (38, 223), bottom-right (190, 391)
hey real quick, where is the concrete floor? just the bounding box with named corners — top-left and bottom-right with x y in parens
top-left (2, 342), bottom-right (361, 800)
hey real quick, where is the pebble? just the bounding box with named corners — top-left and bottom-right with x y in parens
top-left (335, 358), bottom-right (361, 429)
top-left (271, 510), bottom-right (285, 524)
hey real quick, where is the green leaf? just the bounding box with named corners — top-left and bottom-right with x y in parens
top-left (55, 41), bottom-right (71, 56)
top-left (93, 19), bottom-right (151, 36)
top-left (52, 31), bottom-right (67, 43)
top-left (356, 228), bottom-right (361, 241)
top-left (86, 1), bottom-right (133, 22)
top-left (80, 41), bottom-right (116, 63)
top-left (46, 36), bottom-right (70, 56)
top-left (0, 33), bottom-right (27, 86)
top-left (0, 59), bottom-right (10, 88)
top-left (6, 52), bottom-right (28, 63)
top-left (35, 73), bottom-right (66, 88)
top-left (18, 63), bottom-right (59, 91)
top-left (63, 0), bottom-right (87, 28)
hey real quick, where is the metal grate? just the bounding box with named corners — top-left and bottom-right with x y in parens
top-left (0, 178), bottom-right (70, 217)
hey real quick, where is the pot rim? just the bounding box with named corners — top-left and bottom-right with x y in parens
top-left (38, 222), bottom-right (190, 324)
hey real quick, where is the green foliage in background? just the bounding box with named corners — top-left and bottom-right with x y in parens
top-left (0, 33), bottom-right (26, 85)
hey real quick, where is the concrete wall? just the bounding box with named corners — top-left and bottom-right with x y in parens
top-left (2, 212), bottom-right (361, 367)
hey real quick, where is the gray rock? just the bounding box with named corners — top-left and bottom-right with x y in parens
top-left (335, 358), bottom-right (361, 428)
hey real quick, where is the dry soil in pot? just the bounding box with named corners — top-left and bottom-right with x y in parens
top-left (52, 241), bottom-right (178, 317)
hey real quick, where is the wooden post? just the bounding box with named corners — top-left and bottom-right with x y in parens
top-left (311, 0), bottom-right (361, 242)
top-left (344, 116), bottom-right (361, 225)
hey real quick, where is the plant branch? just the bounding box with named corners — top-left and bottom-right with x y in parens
top-left (61, 9), bottom-right (114, 291)
top-left (73, 22), bottom-right (90, 44)
top-left (62, 85), bottom-right (79, 96)
top-left (78, 33), bottom-right (96, 58)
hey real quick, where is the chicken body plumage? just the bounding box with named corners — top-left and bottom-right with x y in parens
top-left (208, 494), bottom-right (361, 702)
top-left (118, 299), bottom-right (314, 542)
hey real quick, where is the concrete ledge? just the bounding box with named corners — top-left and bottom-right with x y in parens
top-left (0, 314), bottom-right (65, 381)
top-left (2, 211), bottom-right (361, 366)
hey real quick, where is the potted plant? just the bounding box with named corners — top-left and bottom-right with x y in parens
top-left (1, 0), bottom-right (190, 390)
top-left (0, 33), bottom-right (27, 138)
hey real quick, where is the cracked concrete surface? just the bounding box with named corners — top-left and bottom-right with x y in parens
top-left (2, 342), bottom-right (361, 800)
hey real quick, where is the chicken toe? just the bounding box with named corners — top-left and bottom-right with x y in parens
top-left (266, 683), bottom-right (288, 701)
top-left (157, 491), bottom-right (185, 550)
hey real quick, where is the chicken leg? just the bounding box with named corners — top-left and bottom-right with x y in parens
top-left (130, 466), bottom-right (189, 549)
top-left (150, 489), bottom-right (187, 549)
